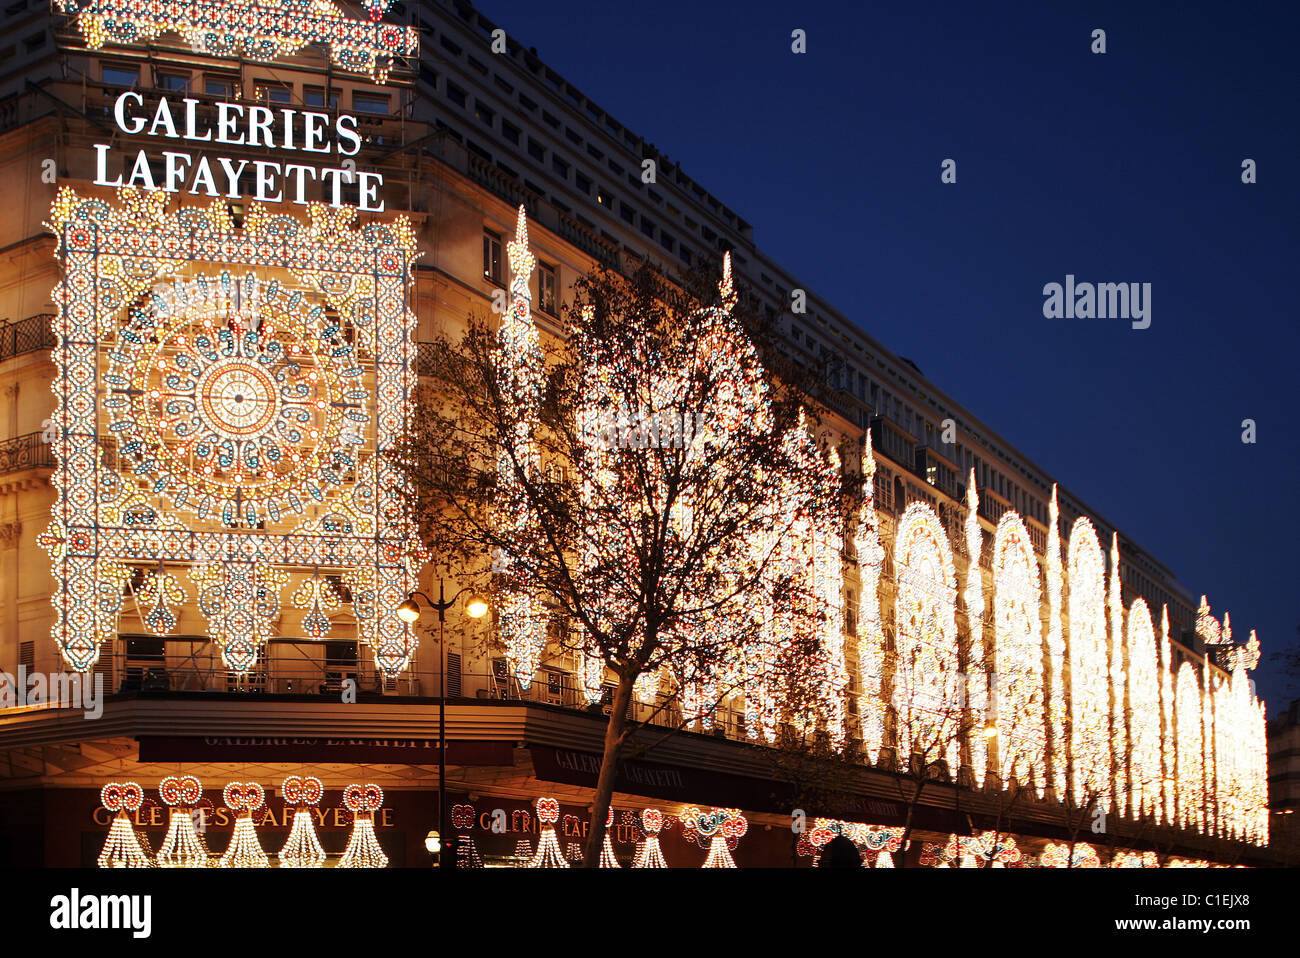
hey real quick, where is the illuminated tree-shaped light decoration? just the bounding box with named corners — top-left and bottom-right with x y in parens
top-left (157, 775), bottom-right (208, 867)
top-left (278, 776), bottom-right (326, 868)
top-left (339, 783), bottom-right (387, 868)
top-left (219, 782), bottom-right (269, 868)
top-left (451, 803), bottom-right (484, 869)
top-left (98, 782), bottom-right (151, 868)
top-left (527, 797), bottom-right (568, 868)
top-left (633, 808), bottom-right (669, 868)
top-left (1067, 518), bottom-right (1110, 809)
top-left (599, 807), bottom-right (620, 868)
top-left (992, 511), bottom-right (1045, 795)
top-left (493, 207), bottom-right (548, 690)
top-left (681, 807), bottom-right (746, 868)
top-left (1125, 600), bottom-right (1162, 820)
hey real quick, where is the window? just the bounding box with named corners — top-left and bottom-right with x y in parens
top-left (156, 72), bottom-right (190, 92)
top-left (205, 76), bottom-right (236, 98)
top-left (23, 30), bottom-right (42, 53)
top-left (542, 110), bottom-right (559, 129)
top-left (519, 93), bottom-right (537, 112)
top-left (527, 138), bottom-right (545, 161)
top-left (262, 83), bottom-right (292, 104)
top-left (303, 86), bottom-right (339, 109)
top-left (482, 228), bottom-right (502, 284)
top-left (473, 99), bottom-right (494, 125)
top-left (537, 262), bottom-right (557, 316)
top-left (551, 155), bottom-right (569, 178)
top-left (619, 202), bottom-right (635, 224)
top-left (596, 186), bottom-right (610, 207)
top-left (500, 119), bottom-right (520, 145)
top-left (659, 232), bottom-right (675, 253)
top-left (640, 217), bottom-right (655, 239)
top-left (446, 82), bottom-right (467, 108)
top-left (679, 245), bottom-right (692, 265)
top-left (354, 92), bottom-right (390, 115)
top-left (575, 172), bottom-right (591, 194)
top-left (102, 64), bottom-right (138, 87)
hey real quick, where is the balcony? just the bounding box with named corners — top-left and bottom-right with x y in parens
top-left (0, 432), bottom-right (54, 476)
top-left (0, 314), bottom-right (54, 363)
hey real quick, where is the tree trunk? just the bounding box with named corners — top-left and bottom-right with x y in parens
top-left (896, 777), bottom-right (925, 869)
top-left (582, 672), bottom-right (634, 867)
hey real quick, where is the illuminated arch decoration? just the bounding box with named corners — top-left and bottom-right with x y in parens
top-left (1066, 518), bottom-right (1110, 808)
top-left (1125, 599), bottom-right (1161, 819)
top-left (1044, 487), bottom-right (1067, 796)
top-left (962, 473), bottom-right (988, 786)
top-left (892, 502), bottom-right (961, 774)
top-left (681, 806), bottom-right (746, 868)
top-left (42, 188), bottom-right (421, 677)
top-left (1175, 662), bottom-right (1204, 831)
top-left (853, 434), bottom-right (887, 765)
top-left (991, 511), bottom-right (1045, 795)
top-left (54, 0), bottom-right (418, 82)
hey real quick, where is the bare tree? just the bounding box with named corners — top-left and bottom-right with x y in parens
top-left (400, 227), bottom-right (849, 866)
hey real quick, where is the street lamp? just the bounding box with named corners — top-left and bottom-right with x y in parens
top-left (400, 580), bottom-right (489, 868)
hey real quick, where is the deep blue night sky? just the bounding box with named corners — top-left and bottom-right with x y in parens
top-left (471, 0), bottom-right (1300, 712)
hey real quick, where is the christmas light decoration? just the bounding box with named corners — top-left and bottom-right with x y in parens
top-left (854, 432), bottom-right (887, 764)
top-left (1044, 486), bottom-right (1067, 796)
top-left (633, 808), bottom-right (668, 868)
top-left (992, 511), bottom-right (1045, 795)
top-left (892, 502), bottom-right (961, 774)
top-left (599, 807), bottom-right (620, 868)
top-left (963, 472), bottom-right (988, 786)
top-left (157, 775), bottom-right (208, 867)
top-left (1125, 600), bottom-right (1161, 819)
top-left (1175, 663), bottom-right (1204, 831)
top-left (527, 797), bottom-right (568, 868)
top-left (1108, 534), bottom-right (1128, 815)
top-left (450, 802), bottom-right (484, 868)
top-left (219, 781), bottom-right (269, 868)
top-left (680, 807), bottom-right (746, 868)
top-left (98, 781), bottom-right (151, 868)
top-left (291, 574), bottom-right (343, 639)
top-left (1158, 606), bottom-right (1176, 824)
top-left (1110, 850), bottom-right (1158, 867)
top-left (1067, 518), bottom-right (1110, 808)
top-left (493, 207), bottom-right (548, 690)
top-left (278, 776), bottom-right (326, 868)
top-left (339, 783), bottom-right (387, 868)
top-left (43, 189), bottom-right (421, 677)
top-left (1039, 841), bottom-right (1100, 868)
top-left (54, 0), bottom-right (418, 82)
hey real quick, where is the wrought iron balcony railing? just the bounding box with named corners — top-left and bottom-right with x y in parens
top-left (0, 314), bottom-right (55, 363)
top-left (0, 432), bottom-right (55, 475)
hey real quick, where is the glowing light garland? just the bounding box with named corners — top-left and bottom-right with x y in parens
top-left (291, 574), bottom-right (343, 639)
top-left (633, 808), bottom-right (669, 868)
top-left (219, 782), bottom-right (269, 868)
top-left (278, 776), bottom-right (326, 868)
top-left (527, 797), bottom-right (568, 868)
top-left (98, 782), bottom-right (152, 868)
top-left (1125, 600), bottom-right (1161, 819)
top-left (494, 207), bottom-right (548, 690)
top-left (43, 188), bottom-right (421, 677)
top-left (1158, 606), bottom-right (1176, 824)
top-left (1067, 518), bottom-right (1111, 809)
top-left (892, 502), bottom-right (961, 774)
top-left (854, 433), bottom-right (887, 765)
top-left (681, 806), bottom-right (746, 868)
top-left (1045, 486), bottom-right (1067, 796)
top-left (599, 807), bottom-right (620, 868)
top-left (1110, 850), bottom-right (1158, 867)
top-left (992, 511), bottom-right (1045, 795)
top-left (54, 0), bottom-right (417, 82)
top-left (1176, 662), bottom-right (1204, 831)
top-left (1039, 841), bottom-right (1100, 868)
top-left (157, 775), bottom-right (208, 867)
top-left (339, 783), bottom-right (387, 868)
top-left (963, 472), bottom-right (988, 786)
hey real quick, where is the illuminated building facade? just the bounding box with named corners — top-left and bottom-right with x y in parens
top-left (0, 0), bottom-right (1272, 866)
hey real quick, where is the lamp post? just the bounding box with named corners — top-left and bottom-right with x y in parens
top-left (397, 580), bottom-right (488, 869)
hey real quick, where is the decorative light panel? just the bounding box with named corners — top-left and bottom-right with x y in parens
top-left (42, 189), bottom-right (421, 676)
top-left (992, 511), bottom-right (1045, 795)
top-left (1066, 518), bottom-right (1111, 808)
top-left (54, 0), bottom-right (417, 82)
top-left (157, 775), bottom-right (208, 867)
top-left (339, 783), bottom-right (387, 868)
top-left (98, 781), bottom-right (151, 868)
top-left (1125, 600), bottom-right (1162, 820)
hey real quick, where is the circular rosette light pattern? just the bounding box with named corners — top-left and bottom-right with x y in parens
top-left (104, 273), bottom-right (368, 527)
